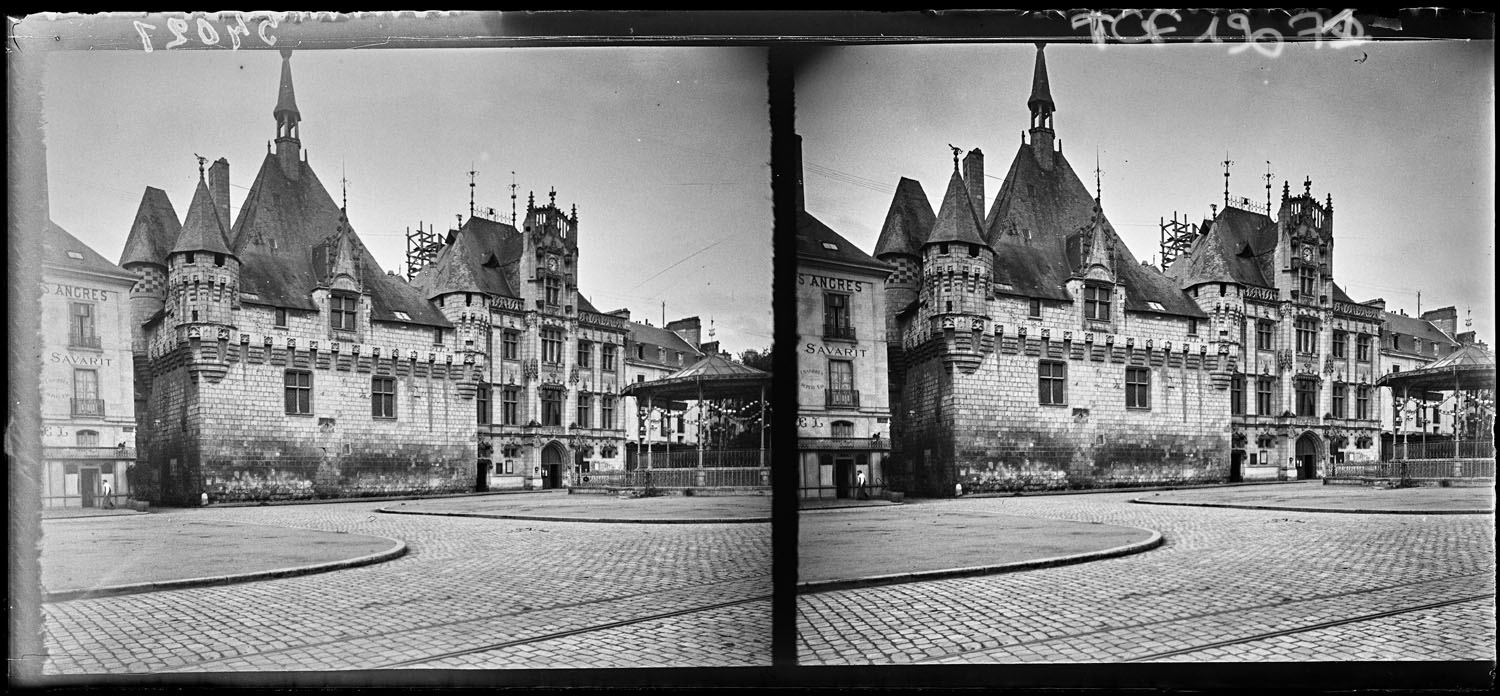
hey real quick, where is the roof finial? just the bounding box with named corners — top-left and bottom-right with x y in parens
top-left (468, 164), bottom-right (477, 219)
top-left (510, 171), bottom-right (518, 224)
top-left (1282, 180), bottom-right (1290, 201)
top-left (1094, 146), bottom-right (1103, 203)
top-left (1263, 161), bottom-right (1274, 214)
top-left (194, 153), bottom-right (206, 179)
top-left (949, 144), bottom-right (961, 170)
top-left (1221, 152), bottom-right (1233, 210)
top-left (1303, 176), bottom-right (1312, 197)
top-left (340, 160), bottom-right (349, 211)
top-left (549, 186), bottom-right (556, 207)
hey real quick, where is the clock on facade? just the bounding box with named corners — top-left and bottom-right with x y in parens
top-left (547, 256), bottom-right (558, 271)
top-left (1302, 246), bottom-right (1314, 261)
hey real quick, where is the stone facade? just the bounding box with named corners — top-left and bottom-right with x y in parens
top-left (39, 223), bottom-right (139, 508)
top-left (875, 47), bottom-right (1228, 497)
top-left (1167, 187), bottom-right (1384, 481)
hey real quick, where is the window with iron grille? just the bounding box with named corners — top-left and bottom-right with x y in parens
top-left (1039, 360), bottom-right (1066, 405)
top-left (824, 293), bottom-right (854, 339)
top-left (1126, 367), bottom-right (1150, 409)
top-left (1295, 377), bottom-right (1318, 417)
top-left (576, 393), bottom-right (591, 428)
top-left (1083, 285), bottom-right (1111, 321)
top-left (70, 302), bottom-right (98, 348)
top-left (371, 376), bottom-right (396, 419)
top-left (502, 387), bottom-right (520, 425)
top-left (73, 368), bottom-right (99, 403)
top-left (477, 384), bottom-right (492, 424)
top-left (330, 295), bottom-right (358, 332)
top-left (285, 370), bottom-right (312, 415)
top-left (541, 328), bottom-right (563, 364)
top-left (1295, 318), bottom-right (1318, 354)
top-left (1256, 377), bottom-right (1275, 416)
top-left (541, 388), bottom-right (563, 426)
top-left (503, 331), bottom-right (519, 360)
top-left (827, 359), bottom-right (857, 408)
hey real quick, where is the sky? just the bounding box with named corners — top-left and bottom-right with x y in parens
top-left (794, 40), bottom-right (1496, 347)
top-left (40, 46), bottom-right (773, 354)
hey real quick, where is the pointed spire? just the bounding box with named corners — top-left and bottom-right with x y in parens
top-left (274, 48), bottom-right (300, 123)
top-left (1077, 198), bottom-right (1114, 282)
top-left (1028, 42), bottom-right (1055, 121)
top-left (173, 176), bottom-right (234, 257)
top-left (120, 187), bottom-right (182, 268)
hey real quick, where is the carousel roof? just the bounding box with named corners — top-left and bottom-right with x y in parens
top-left (1375, 342), bottom-right (1496, 396)
top-left (619, 353), bottom-right (771, 401)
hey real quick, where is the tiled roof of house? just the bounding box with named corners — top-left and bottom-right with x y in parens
top-left (873, 177), bottom-right (935, 258)
top-left (796, 209), bottom-right (891, 274)
top-left (44, 220), bottom-right (136, 282)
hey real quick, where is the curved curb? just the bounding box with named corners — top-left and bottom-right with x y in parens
top-left (43, 537), bottom-right (408, 604)
top-left (374, 507), bottom-right (770, 525)
top-left (1130, 498), bottom-right (1495, 516)
top-left (796, 527), bottom-right (1163, 595)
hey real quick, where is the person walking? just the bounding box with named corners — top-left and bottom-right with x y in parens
top-left (855, 469), bottom-right (867, 500)
top-left (102, 480), bottom-right (115, 509)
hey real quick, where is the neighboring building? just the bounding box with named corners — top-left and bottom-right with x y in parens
top-left (1165, 181), bottom-right (1383, 480)
top-left (122, 51), bottom-right (483, 504)
top-left (617, 313), bottom-right (706, 465)
top-left (40, 222), bottom-right (139, 508)
top-left (795, 137), bottom-right (894, 499)
top-left (409, 194), bottom-right (631, 491)
top-left (878, 46), bottom-right (1229, 497)
top-left (1378, 304), bottom-right (1461, 441)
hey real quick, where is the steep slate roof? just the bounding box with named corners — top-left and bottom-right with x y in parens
top-left (44, 220), bottom-right (137, 282)
top-left (1382, 310), bottom-right (1459, 351)
top-left (983, 144), bottom-right (1203, 317)
top-left (629, 320), bottom-right (702, 357)
top-left (411, 216), bottom-right (523, 299)
top-left (926, 167), bottom-right (987, 247)
top-left (873, 177), bottom-right (935, 257)
top-left (1164, 206), bottom-right (1277, 288)
top-left (230, 152), bottom-right (448, 327)
top-left (797, 210), bottom-right (891, 273)
top-left (172, 177), bottom-right (235, 257)
top-left (119, 187), bottom-right (181, 268)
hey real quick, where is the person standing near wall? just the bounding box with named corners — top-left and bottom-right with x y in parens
top-left (855, 469), bottom-right (867, 500)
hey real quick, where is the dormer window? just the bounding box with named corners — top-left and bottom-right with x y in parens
top-left (330, 294), bottom-right (358, 332)
top-left (1084, 285), bottom-right (1111, 321)
top-left (66, 251), bottom-right (84, 260)
top-left (274, 307), bottom-right (288, 327)
top-left (393, 311), bottom-right (411, 321)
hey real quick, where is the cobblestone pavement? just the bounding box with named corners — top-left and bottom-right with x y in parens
top-left (797, 491), bottom-right (1495, 664)
top-left (41, 501), bottom-right (770, 673)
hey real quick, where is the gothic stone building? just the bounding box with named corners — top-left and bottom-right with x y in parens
top-left (411, 199), bottom-right (631, 491)
top-left (1164, 182), bottom-right (1384, 480)
top-left (40, 222), bottom-right (139, 508)
top-left (121, 51), bottom-right (487, 504)
top-left (877, 46), bottom-right (1231, 497)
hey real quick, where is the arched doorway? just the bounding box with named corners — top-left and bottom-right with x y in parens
top-left (1294, 432), bottom-right (1321, 480)
top-left (541, 442), bottom-right (566, 489)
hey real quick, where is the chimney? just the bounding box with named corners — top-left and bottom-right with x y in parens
top-left (666, 316), bottom-right (702, 348)
top-left (208, 158), bottom-right (231, 232)
top-left (1420, 306), bottom-right (1458, 339)
top-left (1457, 331), bottom-right (1476, 346)
top-left (699, 340), bottom-right (720, 356)
top-left (1362, 298), bottom-right (1386, 311)
top-left (963, 149), bottom-right (984, 218)
top-left (607, 308), bottom-right (631, 320)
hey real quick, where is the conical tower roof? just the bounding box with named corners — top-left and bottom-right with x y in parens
top-left (119, 186), bottom-right (181, 267)
top-left (172, 176), bottom-right (234, 257)
top-left (874, 177), bottom-right (936, 258)
top-left (925, 167), bottom-right (987, 247)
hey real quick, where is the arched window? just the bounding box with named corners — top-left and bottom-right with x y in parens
top-left (76, 430), bottom-right (100, 447)
top-left (830, 420), bottom-right (855, 439)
